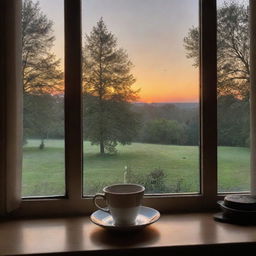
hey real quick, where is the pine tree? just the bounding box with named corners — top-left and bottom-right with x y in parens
top-left (83, 18), bottom-right (140, 154)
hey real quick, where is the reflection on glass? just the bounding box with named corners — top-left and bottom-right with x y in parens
top-left (82, 0), bottom-right (200, 195)
top-left (22, 0), bottom-right (65, 196)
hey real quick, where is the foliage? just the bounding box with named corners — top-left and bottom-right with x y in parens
top-left (184, 1), bottom-right (249, 98)
top-left (22, 0), bottom-right (64, 147)
top-left (83, 18), bottom-right (140, 154)
top-left (83, 94), bottom-right (141, 154)
top-left (217, 2), bottom-right (249, 99)
top-left (132, 103), bottom-right (197, 124)
top-left (132, 103), bottom-right (199, 146)
top-left (22, 0), bottom-right (63, 94)
top-left (142, 119), bottom-right (186, 145)
top-left (183, 26), bottom-right (199, 68)
top-left (185, 116), bottom-right (199, 146)
top-left (183, 1), bottom-right (250, 148)
top-left (24, 96), bottom-right (249, 148)
top-left (24, 94), bottom-right (64, 148)
top-left (124, 166), bottom-right (168, 193)
top-left (218, 95), bottom-right (249, 147)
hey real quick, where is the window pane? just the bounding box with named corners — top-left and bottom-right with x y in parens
top-left (82, 0), bottom-right (200, 195)
top-left (217, 0), bottom-right (250, 192)
top-left (22, 0), bottom-right (65, 197)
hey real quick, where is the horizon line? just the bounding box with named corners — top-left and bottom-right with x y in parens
top-left (134, 101), bottom-right (199, 104)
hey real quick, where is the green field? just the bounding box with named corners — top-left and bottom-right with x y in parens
top-left (22, 139), bottom-right (250, 197)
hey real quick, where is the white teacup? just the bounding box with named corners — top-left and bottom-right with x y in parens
top-left (93, 184), bottom-right (145, 226)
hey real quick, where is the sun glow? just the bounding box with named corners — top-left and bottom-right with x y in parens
top-left (133, 67), bottom-right (199, 103)
top-left (40, 0), bottom-right (199, 103)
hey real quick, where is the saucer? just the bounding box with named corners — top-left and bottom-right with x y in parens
top-left (90, 206), bottom-right (160, 231)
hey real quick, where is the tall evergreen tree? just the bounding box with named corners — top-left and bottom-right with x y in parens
top-left (83, 18), bottom-right (140, 154)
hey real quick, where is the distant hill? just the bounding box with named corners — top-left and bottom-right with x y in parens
top-left (133, 102), bottom-right (199, 109)
top-left (172, 102), bottom-right (198, 109)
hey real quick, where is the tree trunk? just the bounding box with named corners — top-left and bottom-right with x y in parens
top-left (100, 140), bottom-right (105, 154)
top-left (39, 139), bottom-right (45, 150)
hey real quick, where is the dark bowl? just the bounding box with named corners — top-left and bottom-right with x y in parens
top-left (218, 201), bottom-right (256, 221)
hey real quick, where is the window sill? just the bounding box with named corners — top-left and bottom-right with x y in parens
top-left (1, 212), bottom-right (256, 255)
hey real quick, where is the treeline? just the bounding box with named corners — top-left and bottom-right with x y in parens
top-left (133, 95), bottom-right (250, 147)
top-left (24, 93), bottom-right (250, 148)
top-left (132, 103), bottom-right (199, 146)
top-left (23, 94), bottom-right (64, 146)
top-left (218, 95), bottom-right (249, 147)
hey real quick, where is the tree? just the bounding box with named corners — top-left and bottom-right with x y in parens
top-left (184, 1), bottom-right (249, 98)
top-left (83, 18), bottom-right (140, 154)
top-left (24, 94), bottom-right (62, 149)
top-left (22, 0), bottom-right (63, 94)
top-left (22, 0), bottom-right (64, 147)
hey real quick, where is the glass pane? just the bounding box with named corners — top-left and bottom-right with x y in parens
top-left (217, 0), bottom-right (250, 192)
top-left (82, 0), bottom-right (200, 195)
top-left (22, 0), bottom-right (65, 196)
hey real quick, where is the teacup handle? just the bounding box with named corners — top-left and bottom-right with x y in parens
top-left (93, 193), bottom-right (109, 212)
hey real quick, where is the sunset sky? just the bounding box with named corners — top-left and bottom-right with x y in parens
top-left (39, 0), bottom-right (199, 103)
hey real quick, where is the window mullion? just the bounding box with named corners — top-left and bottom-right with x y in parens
top-left (200, 0), bottom-right (217, 208)
top-left (64, 0), bottom-right (83, 200)
top-left (250, 0), bottom-right (256, 197)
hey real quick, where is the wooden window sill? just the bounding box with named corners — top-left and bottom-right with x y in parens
top-left (1, 212), bottom-right (256, 255)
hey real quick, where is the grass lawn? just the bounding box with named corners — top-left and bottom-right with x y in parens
top-left (22, 139), bottom-right (250, 197)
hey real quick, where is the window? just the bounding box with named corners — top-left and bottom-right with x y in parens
top-left (217, 0), bottom-right (250, 193)
top-left (6, 0), bottom-right (253, 217)
top-left (22, 0), bottom-right (65, 197)
top-left (82, 0), bottom-right (200, 195)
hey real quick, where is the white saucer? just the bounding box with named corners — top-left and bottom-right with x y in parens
top-left (90, 206), bottom-right (160, 231)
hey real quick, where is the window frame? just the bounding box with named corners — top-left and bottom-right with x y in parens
top-left (0, 0), bottom-right (22, 215)
top-left (1, 0), bottom-right (222, 217)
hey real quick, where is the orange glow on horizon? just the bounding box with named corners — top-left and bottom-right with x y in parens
top-left (138, 95), bottom-right (199, 103)
top-left (128, 46), bottom-right (199, 103)
top-left (132, 70), bottom-right (199, 103)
